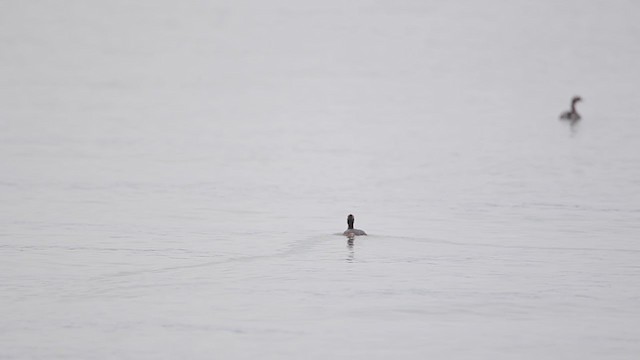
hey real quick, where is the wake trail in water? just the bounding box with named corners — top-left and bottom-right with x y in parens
top-left (385, 234), bottom-right (640, 253)
top-left (94, 234), bottom-right (330, 279)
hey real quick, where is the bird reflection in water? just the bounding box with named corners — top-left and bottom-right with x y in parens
top-left (346, 236), bottom-right (355, 262)
top-left (568, 118), bottom-right (580, 135)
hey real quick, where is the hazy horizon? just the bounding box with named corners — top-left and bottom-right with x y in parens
top-left (2, 1), bottom-right (640, 359)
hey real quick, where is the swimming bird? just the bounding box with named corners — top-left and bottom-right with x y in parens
top-left (343, 214), bottom-right (367, 237)
top-left (560, 96), bottom-right (582, 121)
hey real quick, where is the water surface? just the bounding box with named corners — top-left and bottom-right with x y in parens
top-left (1, 1), bottom-right (640, 359)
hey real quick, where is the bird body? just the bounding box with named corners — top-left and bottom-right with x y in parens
top-left (343, 214), bottom-right (367, 236)
top-left (560, 96), bottom-right (582, 121)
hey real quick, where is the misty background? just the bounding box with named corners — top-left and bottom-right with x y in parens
top-left (2, 1), bottom-right (640, 359)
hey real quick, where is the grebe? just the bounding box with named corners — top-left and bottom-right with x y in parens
top-left (343, 214), bottom-right (367, 236)
top-left (560, 96), bottom-right (582, 121)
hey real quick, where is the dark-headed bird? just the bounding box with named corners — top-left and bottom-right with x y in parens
top-left (343, 214), bottom-right (367, 237)
top-left (560, 96), bottom-right (582, 121)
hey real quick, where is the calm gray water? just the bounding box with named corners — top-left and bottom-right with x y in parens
top-left (2, 1), bottom-right (640, 359)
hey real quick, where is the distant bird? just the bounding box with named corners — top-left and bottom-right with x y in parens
top-left (560, 96), bottom-right (582, 121)
top-left (343, 214), bottom-right (367, 237)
